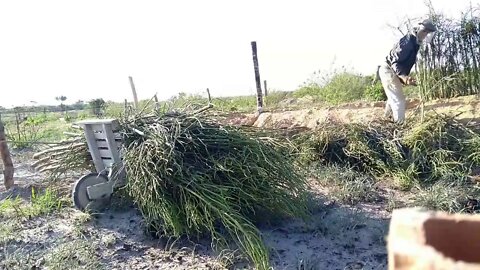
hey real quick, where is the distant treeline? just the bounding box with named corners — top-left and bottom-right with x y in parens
top-left (0, 99), bottom-right (109, 115)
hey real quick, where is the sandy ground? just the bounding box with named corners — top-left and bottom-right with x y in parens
top-left (2, 96), bottom-right (478, 269)
top-left (227, 95), bottom-right (480, 129)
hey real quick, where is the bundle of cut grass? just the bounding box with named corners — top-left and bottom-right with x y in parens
top-left (119, 112), bottom-right (308, 269)
top-left (296, 114), bottom-right (480, 189)
top-left (32, 137), bottom-right (93, 179)
top-left (296, 121), bottom-right (404, 173)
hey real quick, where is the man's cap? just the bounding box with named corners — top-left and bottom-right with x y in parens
top-left (419, 19), bottom-right (437, 32)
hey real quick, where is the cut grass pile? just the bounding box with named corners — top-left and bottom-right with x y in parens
top-left (118, 111), bottom-right (309, 269)
top-left (31, 110), bottom-right (308, 268)
top-left (32, 138), bottom-right (92, 180)
top-left (296, 114), bottom-right (480, 190)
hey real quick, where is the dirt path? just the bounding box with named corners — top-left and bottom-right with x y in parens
top-left (227, 95), bottom-right (480, 129)
top-left (1, 152), bottom-right (389, 269)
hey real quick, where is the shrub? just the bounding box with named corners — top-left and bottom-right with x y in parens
top-left (364, 82), bottom-right (387, 101)
top-left (320, 72), bottom-right (369, 104)
top-left (294, 70), bottom-right (370, 104)
top-left (88, 98), bottom-right (106, 117)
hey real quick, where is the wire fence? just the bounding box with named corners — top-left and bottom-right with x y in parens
top-left (0, 94), bottom-right (235, 149)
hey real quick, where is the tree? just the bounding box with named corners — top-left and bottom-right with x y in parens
top-left (55, 96), bottom-right (67, 113)
top-left (88, 98), bottom-right (106, 117)
top-left (73, 100), bottom-right (86, 111)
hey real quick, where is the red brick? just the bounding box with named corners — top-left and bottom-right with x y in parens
top-left (388, 208), bottom-right (480, 270)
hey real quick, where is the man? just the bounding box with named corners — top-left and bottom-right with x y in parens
top-left (379, 19), bottom-right (437, 123)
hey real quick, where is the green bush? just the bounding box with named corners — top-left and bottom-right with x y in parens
top-left (77, 111), bottom-right (91, 120)
top-left (167, 92), bottom-right (208, 110)
top-left (294, 71), bottom-right (370, 105)
top-left (88, 98), bottom-right (106, 117)
top-left (23, 114), bottom-right (52, 126)
top-left (105, 102), bottom-right (125, 118)
top-left (264, 91), bottom-right (293, 107)
top-left (364, 82), bottom-right (387, 101)
top-left (321, 72), bottom-right (369, 104)
top-left (293, 84), bottom-right (322, 100)
top-left (212, 96), bottom-right (257, 112)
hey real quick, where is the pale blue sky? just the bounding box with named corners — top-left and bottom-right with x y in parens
top-left (0, 0), bottom-right (477, 107)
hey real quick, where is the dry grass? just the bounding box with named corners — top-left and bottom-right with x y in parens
top-left (44, 240), bottom-right (103, 270)
top-left (413, 177), bottom-right (480, 213)
top-left (313, 165), bottom-right (381, 205)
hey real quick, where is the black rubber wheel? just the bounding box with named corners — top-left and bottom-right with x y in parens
top-left (72, 173), bottom-right (109, 211)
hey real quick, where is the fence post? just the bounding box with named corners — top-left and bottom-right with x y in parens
top-left (14, 108), bottom-right (21, 142)
top-left (129, 76), bottom-right (139, 109)
top-left (153, 94), bottom-right (160, 112)
top-left (264, 80), bottom-right (268, 97)
top-left (206, 88), bottom-right (212, 103)
top-left (123, 99), bottom-right (128, 115)
top-left (251, 41), bottom-right (264, 114)
top-left (0, 121), bottom-right (14, 189)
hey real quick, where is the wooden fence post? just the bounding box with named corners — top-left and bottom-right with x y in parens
top-left (251, 41), bottom-right (264, 114)
top-left (0, 121), bottom-right (14, 189)
top-left (206, 88), bottom-right (212, 103)
top-left (153, 94), bottom-right (160, 112)
top-left (123, 99), bottom-right (128, 115)
top-left (129, 76), bottom-right (139, 109)
top-left (14, 108), bottom-right (21, 142)
top-left (264, 80), bottom-right (268, 96)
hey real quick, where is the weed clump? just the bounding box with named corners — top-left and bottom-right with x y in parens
top-left (296, 114), bottom-right (480, 190)
top-left (314, 165), bottom-right (380, 204)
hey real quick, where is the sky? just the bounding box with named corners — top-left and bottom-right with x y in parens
top-left (0, 0), bottom-right (478, 108)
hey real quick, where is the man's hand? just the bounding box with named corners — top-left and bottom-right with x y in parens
top-left (399, 75), bottom-right (417, 86)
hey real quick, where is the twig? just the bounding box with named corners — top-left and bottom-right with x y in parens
top-left (193, 104), bottom-right (214, 115)
top-left (32, 143), bottom-right (86, 159)
top-left (129, 76), bottom-right (139, 109)
top-left (132, 128), bottom-right (145, 136)
top-left (64, 132), bottom-right (82, 137)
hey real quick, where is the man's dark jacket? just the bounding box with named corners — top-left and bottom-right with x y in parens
top-left (386, 34), bottom-right (420, 77)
